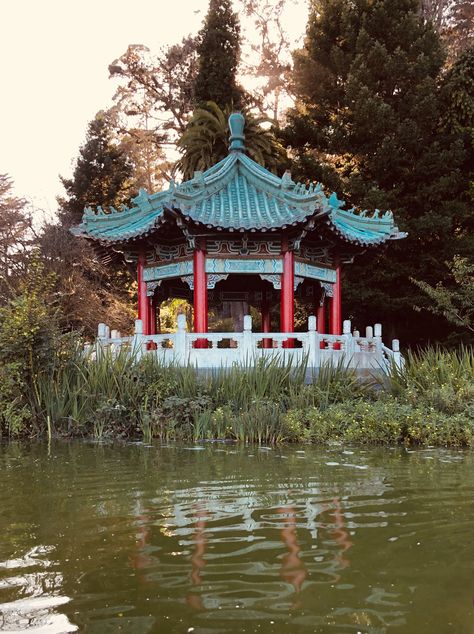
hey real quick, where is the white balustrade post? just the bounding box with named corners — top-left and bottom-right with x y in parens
top-left (175, 314), bottom-right (187, 364)
top-left (307, 315), bottom-right (319, 369)
top-left (342, 319), bottom-right (354, 365)
top-left (110, 329), bottom-right (120, 357)
top-left (392, 339), bottom-right (402, 369)
top-left (365, 326), bottom-right (374, 339)
top-left (242, 314), bottom-right (253, 362)
top-left (373, 323), bottom-right (383, 363)
top-left (131, 319), bottom-right (145, 361)
top-left (96, 322), bottom-right (107, 358)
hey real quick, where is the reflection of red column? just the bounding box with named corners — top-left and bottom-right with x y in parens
top-left (137, 251), bottom-right (150, 335)
top-left (331, 496), bottom-right (353, 570)
top-left (278, 505), bottom-right (307, 599)
top-left (281, 240), bottom-right (294, 348)
top-left (329, 263), bottom-right (342, 335)
top-left (187, 506), bottom-right (207, 611)
top-left (193, 242), bottom-right (208, 348)
top-left (261, 297), bottom-right (271, 349)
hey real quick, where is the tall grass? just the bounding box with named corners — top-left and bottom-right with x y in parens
top-left (19, 346), bottom-right (474, 446)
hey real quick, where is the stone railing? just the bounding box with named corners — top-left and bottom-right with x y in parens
top-left (88, 315), bottom-right (403, 373)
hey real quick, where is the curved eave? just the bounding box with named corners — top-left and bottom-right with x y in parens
top-left (326, 214), bottom-right (407, 247)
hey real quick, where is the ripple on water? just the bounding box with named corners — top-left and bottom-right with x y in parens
top-left (0, 443), bottom-right (473, 633)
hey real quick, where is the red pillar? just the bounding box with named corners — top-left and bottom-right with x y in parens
top-left (137, 251), bottom-right (150, 335)
top-left (261, 298), bottom-right (271, 349)
top-left (193, 241), bottom-right (208, 347)
top-left (329, 263), bottom-right (342, 335)
top-left (280, 240), bottom-right (294, 348)
top-left (317, 300), bottom-right (326, 333)
top-left (148, 299), bottom-right (156, 335)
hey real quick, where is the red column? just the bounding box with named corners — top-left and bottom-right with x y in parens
top-left (193, 241), bottom-right (208, 347)
top-left (329, 263), bottom-right (342, 335)
top-left (148, 299), bottom-right (156, 335)
top-left (280, 240), bottom-right (294, 348)
top-left (261, 297), bottom-right (271, 349)
top-left (137, 251), bottom-right (150, 335)
top-left (317, 300), bottom-right (326, 334)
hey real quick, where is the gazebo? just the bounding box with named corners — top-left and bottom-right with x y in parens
top-left (72, 114), bottom-right (405, 370)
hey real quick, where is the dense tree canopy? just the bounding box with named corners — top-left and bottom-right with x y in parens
top-left (194, 0), bottom-right (245, 110)
top-left (284, 0), bottom-right (472, 344)
top-left (59, 112), bottom-right (133, 226)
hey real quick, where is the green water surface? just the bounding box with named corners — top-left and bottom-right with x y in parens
top-left (0, 442), bottom-right (473, 633)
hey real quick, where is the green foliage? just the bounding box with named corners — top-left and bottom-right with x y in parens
top-left (194, 0), bottom-right (245, 110)
top-left (284, 0), bottom-right (471, 345)
top-left (413, 256), bottom-right (474, 335)
top-left (176, 101), bottom-right (288, 179)
top-left (4, 331), bottom-right (473, 447)
top-left (0, 257), bottom-right (75, 436)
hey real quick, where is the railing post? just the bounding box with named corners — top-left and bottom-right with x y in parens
top-left (342, 319), bottom-right (354, 365)
top-left (175, 314), bottom-right (187, 364)
top-left (131, 319), bottom-right (145, 361)
top-left (392, 339), bottom-right (402, 369)
top-left (307, 315), bottom-right (319, 368)
top-left (96, 323), bottom-right (107, 358)
top-left (242, 314), bottom-right (253, 362)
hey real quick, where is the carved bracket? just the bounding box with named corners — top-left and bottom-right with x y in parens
top-left (320, 281), bottom-right (334, 298)
top-left (260, 274), bottom-right (282, 289)
top-left (146, 280), bottom-right (162, 297)
top-left (181, 275), bottom-right (194, 290)
top-left (207, 274), bottom-right (229, 289)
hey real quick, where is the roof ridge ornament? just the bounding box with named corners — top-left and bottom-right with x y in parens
top-left (228, 112), bottom-right (246, 153)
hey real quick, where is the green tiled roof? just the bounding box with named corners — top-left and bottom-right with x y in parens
top-left (71, 114), bottom-right (406, 246)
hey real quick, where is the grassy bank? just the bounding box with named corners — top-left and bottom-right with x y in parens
top-left (1, 346), bottom-right (473, 447)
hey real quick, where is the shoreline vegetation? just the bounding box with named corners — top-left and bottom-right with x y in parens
top-left (1, 345), bottom-right (473, 447)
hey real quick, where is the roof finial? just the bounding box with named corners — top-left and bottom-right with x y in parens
top-left (228, 112), bottom-right (245, 152)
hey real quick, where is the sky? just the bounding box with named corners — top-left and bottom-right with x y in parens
top-left (1, 0), bottom-right (308, 220)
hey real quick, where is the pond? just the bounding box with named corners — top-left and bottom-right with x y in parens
top-left (0, 442), bottom-right (472, 633)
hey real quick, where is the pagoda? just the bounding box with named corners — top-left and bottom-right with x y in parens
top-left (72, 113), bottom-right (405, 365)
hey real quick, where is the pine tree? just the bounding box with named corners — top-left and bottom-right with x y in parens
top-left (194, 0), bottom-right (245, 110)
top-left (285, 0), bottom-right (470, 344)
top-left (59, 111), bottom-right (133, 225)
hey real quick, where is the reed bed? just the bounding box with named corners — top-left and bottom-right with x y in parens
top-left (4, 346), bottom-right (474, 446)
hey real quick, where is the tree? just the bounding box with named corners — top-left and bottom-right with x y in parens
top-left (109, 38), bottom-right (199, 143)
top-left (239, 0), bottom-right (297, 122)
top-left (413, 256), bottom-right (474, 336)
top-left (421, 1), bottom-right (473, 62)
top-left (41, 112), bottom-right (136, 336)
top-left (0, 174), bottom-right (32, 303)
top-left (284, 0), bottom-right (470, 344)
top-left (59, 111), bottom-right (133, 226)
top-left (194, 0), bottom-right (245, 110)
top-left (176, 101), bottom-right (287, 179)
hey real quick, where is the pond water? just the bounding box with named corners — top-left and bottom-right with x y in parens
top-left (0, 442), bottom-right (473, 633)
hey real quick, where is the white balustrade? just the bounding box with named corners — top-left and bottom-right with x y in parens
top-left (90, 315), bottom-right (402, 373)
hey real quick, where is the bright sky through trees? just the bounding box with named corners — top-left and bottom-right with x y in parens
top-left (1, 0), bottom-right (307, 218)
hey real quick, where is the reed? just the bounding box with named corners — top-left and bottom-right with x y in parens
top-left (13, 345), bottom-right (473, 446)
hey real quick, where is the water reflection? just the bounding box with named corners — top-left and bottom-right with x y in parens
top-left (0, 442), bottom-right (473, 633)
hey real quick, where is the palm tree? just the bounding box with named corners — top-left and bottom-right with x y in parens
top-left (175, 101), bottom-right (287, 180)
